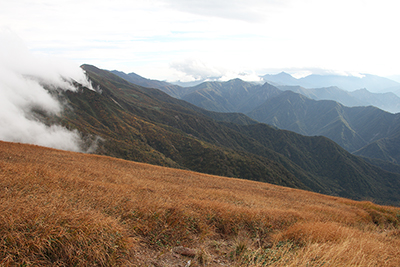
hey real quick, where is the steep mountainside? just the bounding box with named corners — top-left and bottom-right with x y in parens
top-left (68, 66), bottom-right (307, 189)
top-left (42, 64), bottom-right (400, 205)
top-left (247, 91), bottom-right (400, 154)
top-left (354, 133), bottom-right (400, 164)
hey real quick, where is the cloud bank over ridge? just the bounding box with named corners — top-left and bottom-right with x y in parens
top-left (0, 30), bottom-right (92, 152)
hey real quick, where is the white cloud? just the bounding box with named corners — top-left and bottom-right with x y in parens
top-left (0, 30), bottom-right (92, 152)
top-left (169, 58), bottom-right (264, 82)
top-left (170, 59), bottom-right (223, 81)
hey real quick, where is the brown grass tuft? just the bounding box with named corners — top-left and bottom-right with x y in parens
top-left (274, 221), bottom-right (356, 245)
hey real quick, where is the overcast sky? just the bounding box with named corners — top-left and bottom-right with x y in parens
top-left (1, 0), bottom-right (400, 81)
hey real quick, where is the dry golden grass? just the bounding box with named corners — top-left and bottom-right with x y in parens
top-left (1, 140), bottom-right (400, 266)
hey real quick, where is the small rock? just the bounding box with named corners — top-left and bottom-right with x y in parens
top-left (150, 260), bottom-right (162, 267)
top-left (173, 246), bottom-right (196, 257)
top-left (173, 253), bottom-right (180, 258)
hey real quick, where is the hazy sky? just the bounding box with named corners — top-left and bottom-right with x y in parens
top-left (1, 0), bottom-right (400, 81)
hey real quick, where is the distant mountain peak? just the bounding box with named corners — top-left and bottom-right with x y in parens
top-left (277, 71), bottom-right (295, 78)
top-left (227, 78), bottom-right (247, 84)
top-left (261, 72), bottom-right (300, 86)
top-left (352, 88), bottom-right (369, 93)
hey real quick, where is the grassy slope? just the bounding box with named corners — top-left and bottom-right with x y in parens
top-left (1, 141), bottom-right (400, 266)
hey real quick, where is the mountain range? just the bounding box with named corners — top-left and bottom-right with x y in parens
top-left (22, 64), bottom-right (400, 206)
top-left (111, 70), bottom-right (400, 167)
top-left (112, 70), bottom-right (400, 114)
top-left (262, 72), bottom-right (400, 93)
